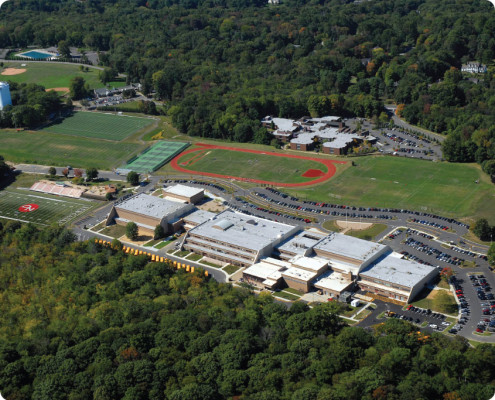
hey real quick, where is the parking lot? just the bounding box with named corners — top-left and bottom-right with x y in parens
top-left (358, 300), bottom-right (451, 334)
top-left (385, 228), bottom-right (488, 270)
top-left (376, 127), bottom-right (443, 161)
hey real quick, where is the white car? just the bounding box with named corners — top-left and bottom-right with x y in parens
top-left (429, 324), bottom-right (438, 329)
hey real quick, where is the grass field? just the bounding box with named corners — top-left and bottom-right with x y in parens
top-left (42, 112), bottom-right (153, 141)
top-left (346, 223), bottom-right (388, 240)
top-left (1, 62), bottom-right (124, 90)
top-left (283, 156), bottom-right (495, 223)
top-left (0, 189), bottom-right (94, 225)
top-left (0, 130), bottom-right (143, 169)
top-left (177, 148), bottom-right (329, 184)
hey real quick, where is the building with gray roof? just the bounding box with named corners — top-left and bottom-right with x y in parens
top-left (182, 210), bottom-right (299, 267)
top-left (313, 232), bottom-right (389, 276)
top-left (358, 252), bottom-right (438, 302)
top-left (106, 193), bottom-right (193, 236)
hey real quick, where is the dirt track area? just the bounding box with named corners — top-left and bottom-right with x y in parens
top-left (1, 68), bottom-right (26, 75)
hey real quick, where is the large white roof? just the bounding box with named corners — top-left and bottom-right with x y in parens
top-left (163, 184), bottom-right (203, 198)
top-left (116, 193), bottom-right (191, 219)
top-left (290, 255), bottom-right (328, 272)
top-left (272, 117), bottom-right (300, 132)
top-left (314, 232), bottom-right (388, 263)
top-left (243, 258), bottom-right (290, 281)
top-left (282, 267), bottom-right (318, 282)
top-left (276, 230), bottom-right (325, 255)
top-left (187, 210), bottom-right (298, 253)
top-left (360, 252), bottom-right (437, 288)
top-left (313, 270), bottom-right (352, 292)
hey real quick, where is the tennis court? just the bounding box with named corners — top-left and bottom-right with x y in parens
top-left (42, 111), bottom-right (154, 141)
top-left (0, 189), bottom-right (93, 225)
top-left (121, 141), bottom-right (189, 173)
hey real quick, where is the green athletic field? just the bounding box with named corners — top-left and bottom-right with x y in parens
top-left (284, 156), bottom-right (495, 223)
top-left (1, 62), bottom-right (125, 90)
top-left (42, 112), bottom-right (154, 141)
top-left (0, 189), bottom-right (94, 225)
top-left (0, 130), bottom-right (143, 169)
top-left (123, 141), bottom-right (189, 173)
top-left (176, 148), bottom-right (329, 183)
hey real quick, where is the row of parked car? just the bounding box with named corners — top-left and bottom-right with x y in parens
top-left (451, 276), bottom-right (468, 334)
top-left (469, 274), bottom-right (495, 334)
top-left (264, 188), bottom-right (469, 229)
top-left (403, 237), bottom-right (465, 266)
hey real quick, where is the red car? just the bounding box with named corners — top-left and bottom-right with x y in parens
top-left (476, 328), bottom-right (483, 333)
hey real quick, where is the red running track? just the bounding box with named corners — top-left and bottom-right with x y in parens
top-left (170, 143), bottom-right (346, 187)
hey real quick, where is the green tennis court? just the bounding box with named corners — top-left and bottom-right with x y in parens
top-left (122, 141), bottom-right (189, 173)
top-left (0, 189), bottom-right (93, 225)
top-left (42, 111), bottom-right (154, 141)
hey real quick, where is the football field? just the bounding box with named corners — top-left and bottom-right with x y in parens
top-left (0, 189), bottom-right (94, 225)
top-left (42, 112), bottom-right (154, 141)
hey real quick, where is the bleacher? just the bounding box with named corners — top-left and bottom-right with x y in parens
top-left (30, 182), bottom-right (84, 199)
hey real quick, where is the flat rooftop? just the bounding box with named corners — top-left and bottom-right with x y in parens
top-left (282, 266), bottom-right (318, 282)
top-left (163, 184), bottom-right (203, 198)
top-left (291, 133), bottom-right (314, 145)
top-left (243, 258), bottom-right (290, 281)
top-left (276, 230), bottom-right (326, 255)
top-left (183, 209), bottom-right (216, 225)
top-left (116, 193), bottom-right (191, 219)
top-left (187, 210), bottom-right (298, 253)
top-left (360, 252), bottom-right (437, 288)
top-left (313, 270), bottom-right (352, 292)
top-left (290, 255), bottom-right (329, 272)
top-left (314, 232), bottom-right (388, 263)
top-left (272, 117), bottom-right (300, 132)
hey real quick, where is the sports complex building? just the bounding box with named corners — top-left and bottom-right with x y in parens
top-left (107, 184), bottom-right (437, 303)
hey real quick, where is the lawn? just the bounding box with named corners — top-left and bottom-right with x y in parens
top-left (186, 253), bottom-right (203, 261)
top-left (321, 220), bottom-right (342, 232)
top-left (0, 188), bottom-right (94, 226)
top-left (100, 224), bottom-right (126, 238)
top-left (155, 239), bottom-right (175, 249)
top-left (175, 148), bottom-right (330, 184)
top-left (274, 291), bottom-right (300, 301)
top-left (284, 156), bottom-right (495, 223)
top-left (223, 264), bottom-right (241, 275)
top-left (0, 129), bottom-right (143, 169)
top-left (1, 61), bottom-right (125, 90)
top-left (42, 112), bottom-right (154, 141)
top-left (200, 260), bottom-right (222, 268)
top-left (346, 223), bottom-right (388, 240)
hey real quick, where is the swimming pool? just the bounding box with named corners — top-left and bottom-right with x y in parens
top-left (20, 51), bottom-right (53, 60)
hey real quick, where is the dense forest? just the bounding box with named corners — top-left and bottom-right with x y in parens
top-left (1, 0), bottom-right (495, 164)
top-left (0, 222), bottom-right (494, 400)
top-left (0, 82), bottom-right (63, 128)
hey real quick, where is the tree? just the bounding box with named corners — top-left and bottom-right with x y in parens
top-left (0, 155), bottom-right (9, 178)
top-left (126, 222), bottom-right (139, 241)
top-left (58, 40), bottom-right (71, 58)
top-left (127, 171), bottom-right (140, 186)
top-left (74, 169), bottom-right (83, 178)
top-left (99, 68), bottom-right (116, 85)
top-left (154, 224), bottom-right (165, 240)
top-left (473, 218), bottom-right (491, 241)
top-left (105, 192), bottom-right (113, 201)
top-left (48, 167), bottom-right (56, 177)
top-left (85, 167), bottom-right (98, 182)
top-left (62, 168), bottom-right (69, 178)
top-left (70, 77), bottom-right (89, 100)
